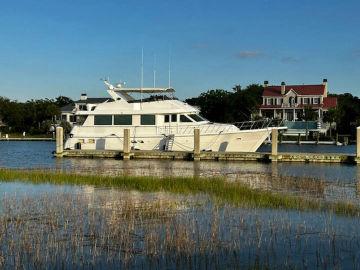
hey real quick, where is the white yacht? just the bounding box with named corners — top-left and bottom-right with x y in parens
top-left (65, 80), bottom-right (280, 152)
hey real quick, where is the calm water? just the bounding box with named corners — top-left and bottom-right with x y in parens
top-left (1, 181), bottom-right (360, 269)
top-left (1, 141), bottom-right (359, 204)
top-left (1, 141), bottom-right (360, 268)
top-left (0, 141), bottom-right (358, 181)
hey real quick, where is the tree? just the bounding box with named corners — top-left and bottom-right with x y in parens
top-left (186, 89), bottom-right (234, 122)
top-left (185, 84), bottom-right (263, 123)
top-left (55, 96), bottom-right (74, 108)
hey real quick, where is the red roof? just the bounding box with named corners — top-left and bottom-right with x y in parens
top-left (263, 84), bottom-right (325, 96)
top-left (322, 96), bottom-right (337, 109)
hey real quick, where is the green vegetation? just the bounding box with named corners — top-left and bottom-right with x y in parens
top-left (0, 96), bottom-right (73, 134)
top-left (185, 84), bottom-right (263, 122)
top-left (326, 93), bottom-right (360, 137)
top-left (186, 84), bottom-right (360, 138)
top-left (0, 168), bottom-right (358, 216)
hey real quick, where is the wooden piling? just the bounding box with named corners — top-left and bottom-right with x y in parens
top-left (123, 129), bottom-right (131, 160)
top-left (356, 127), bottom-right (360, 160)
top-left (193, 128), bottom-right (200, 161)
top-left (55, 126), bottom-right (63, 156)
top-left (271, 128), bottom-right (278, 161)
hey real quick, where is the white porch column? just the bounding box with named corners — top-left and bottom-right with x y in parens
top-left (293, 109), bottom-right (296, 121)
top-left (283, 109), bottom-right (285, 120)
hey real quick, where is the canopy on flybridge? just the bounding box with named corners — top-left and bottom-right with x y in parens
top-left (103, 79), bottom-right (175, 101)
top-left (113, 87), bottom-right (175, 94)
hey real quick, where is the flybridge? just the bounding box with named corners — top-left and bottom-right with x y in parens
top-left (103, 79), bottom-right (175, 102)
top-left (113, 88), bottom-right (175, 94)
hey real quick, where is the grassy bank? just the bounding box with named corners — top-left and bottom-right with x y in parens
top-left (0, 168), bottom-right (358, 216)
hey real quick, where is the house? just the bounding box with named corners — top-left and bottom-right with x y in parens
top-left (259, 79), bottom-right (337, 122)
top-left (60, 93), bottom-right (109, 125)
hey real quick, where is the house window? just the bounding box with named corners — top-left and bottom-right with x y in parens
top-left (141, 115), bottom-right (155, 125)
top-left (164, 115), bottom-right (170, 123)
top-left (171, 114), bottom-right (177, 122)
top-left (79, 104), bottom-right (87, 111)
top-left (313, 98), bottom-right (319, 104)
top-left (303, 98), bottom-right (309, 105)
top-left (94, 115), bottom-right (112, 125)
top-left (114, 115), bottom-right (132, 125)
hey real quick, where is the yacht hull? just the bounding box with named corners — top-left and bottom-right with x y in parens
top-left (65, 127), bottom-right (272, 152)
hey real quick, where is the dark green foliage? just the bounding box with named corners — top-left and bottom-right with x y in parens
top-left (55, 96), bottom-right (74, 108)
top-left (330, 93), bottom-right (360, 135)
top-left (0, 96), bottom-right (73, 134)
top-left (185, 84), bottom-right (263, 122)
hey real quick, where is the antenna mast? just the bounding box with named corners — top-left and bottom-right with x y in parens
top-left (168, 49), bottom-right (171, 88)
top-left (141, 48), bottom-right (144, 102)
top-left (153, 54), bottom-right (156, 88)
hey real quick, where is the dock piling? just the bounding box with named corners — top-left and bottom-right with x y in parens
top-left (356, 127), bottom-right (360, 161)
top-left (271, 128), bottom-right (278, 161)
top-left (55, 127), bottom-right (64, 156)
top-left (123, 129), bottom-right (131, 160)
top-left (194, 128), bottom-right (200, 161)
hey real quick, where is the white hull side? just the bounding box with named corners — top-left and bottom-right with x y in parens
top-left (65, 127), bottom-right (272, 152)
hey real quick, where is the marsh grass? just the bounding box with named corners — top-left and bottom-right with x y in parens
top-left (0, 168), bottom-right (358, 216)
top-left (1, 191), bottom-right (360, 269)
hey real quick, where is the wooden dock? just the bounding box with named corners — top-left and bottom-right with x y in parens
top-left (0, 138), bottom-right (54, 141)
top-left (54, 127), bottom-right (360, 165)
top-left (55, 149), bottom-right (358, 164)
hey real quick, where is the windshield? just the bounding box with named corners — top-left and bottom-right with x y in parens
top-left (188, 114), bottom-right (206, 122)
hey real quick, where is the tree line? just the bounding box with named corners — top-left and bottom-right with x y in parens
top-left (0, 96), bottom-right (73, 134)
top-left (186, 85), bottom-right (360, 137)
top-left (0, 85), bottom-right (359, 137)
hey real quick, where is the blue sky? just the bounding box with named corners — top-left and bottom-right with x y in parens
top-left (0, 0), bottom-right (359, 100)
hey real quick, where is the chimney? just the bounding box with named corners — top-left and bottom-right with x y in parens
top-left (80, 93), bottom-right (87, 101)
top-left (263, 80), bottom-right (269, 88)
top-left (281, 82), bottom-right (286, 95)
top-left (322, 79), bottom-right (327, 98)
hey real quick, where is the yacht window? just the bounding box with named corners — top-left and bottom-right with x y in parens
top-left (69, 115), bottom-right (75, 123)
top-left (171, 114), bottom-right (177, 122)
top-left (180, 115), bottom-right (193, 122)
top-left (188, 114), bottom-right (204, 122)
top-left (114, 115), bottom-right (132, 125)
top-left (164, 115), bottom-right (170, 123)
top-left (94, 115), bottom-right (112, 125)
top-left (76, 115), bottom-right (88, 125)
top-left (141, 115), bottom-right (155, 125)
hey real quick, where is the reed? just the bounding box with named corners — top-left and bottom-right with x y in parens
top-left (0, 168), bottom-right (358, 216)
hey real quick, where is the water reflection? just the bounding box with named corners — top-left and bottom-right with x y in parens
top-left (1, 141), bottom-right (360, 204)
top-left (1, 183), bottom-right (360, 269)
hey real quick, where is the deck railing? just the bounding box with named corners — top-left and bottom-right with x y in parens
top-left (234, 119), bottom-right (284, 130)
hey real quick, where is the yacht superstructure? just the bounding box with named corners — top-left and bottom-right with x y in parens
top-left (64, 80), bottom-right (279, 152)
